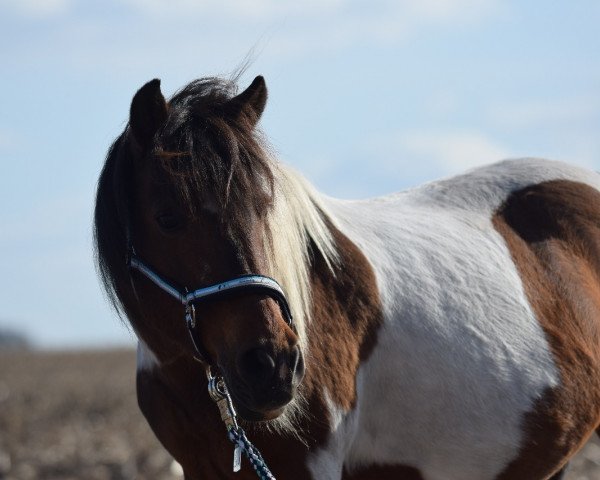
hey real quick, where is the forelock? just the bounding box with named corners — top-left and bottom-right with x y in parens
top-left (152, 78), bottom-right (274, 225)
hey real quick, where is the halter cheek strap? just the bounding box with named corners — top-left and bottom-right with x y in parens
top-left (127, 253), bottom-right (294, 364)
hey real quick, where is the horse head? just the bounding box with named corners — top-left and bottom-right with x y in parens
top-left (98, 76), bottom-right (307, 422)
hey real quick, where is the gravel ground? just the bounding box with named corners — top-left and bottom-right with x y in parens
top-left (0, 349), bottom-right (599, 479)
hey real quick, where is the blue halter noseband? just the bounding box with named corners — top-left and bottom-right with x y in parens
top-left (127, 252), bottom-right (294, 364)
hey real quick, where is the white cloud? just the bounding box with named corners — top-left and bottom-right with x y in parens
top-left (486, 95), bottom-right (600, 170)
top-left (0, 132), bottom-right (9, 150)
top-left (0, 0), bottom-right (504, 76)
top-left (401, 0), bottom-right (503, 25)
top-left (0, 130), bottom-right (18, 152)
top-left (518, 130), bottom-right (600, 171)
top-left (113, 0), bottom-right (502, 57)
top-left (121, 0), bottom-right (344, 21)
top-left (489, 95), bottom-right (600, 129)
top-left (121, 0), bottom-right (500, 24)
top-left (424, 91), bottom-right (460, 118)
top-left (271, 0), bottom-right (504, 55)
top-left (0, 190), bottom-right (90, 243)
top-left (367, 129), bottom-right (512, 174)
top-left (0, 0), bottom-right (71, 17)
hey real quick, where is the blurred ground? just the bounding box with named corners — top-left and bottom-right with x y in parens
top-left (0, 349), bottom-right (599, 479)
top-left (0, 349), bottom-right (179, 480)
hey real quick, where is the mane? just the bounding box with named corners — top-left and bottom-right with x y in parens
top-left (255, 163), bottom-right (339, 440)
top-left (263, 163), bottom-right (339, 350)
top-left (93, 76), bottom-right (339, 353)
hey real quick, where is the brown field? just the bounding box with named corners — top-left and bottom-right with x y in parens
top-left (0, 349), bottom-right (599, 480)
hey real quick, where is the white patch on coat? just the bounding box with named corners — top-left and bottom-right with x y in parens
top-left (323, 389), bottom-right (344, 432)
top-left (306, 159), bottom-right (600, 479)
top-left (136, 340), bottom-right (160, 371)
top-left (307, 387), bottom-right (359, 480)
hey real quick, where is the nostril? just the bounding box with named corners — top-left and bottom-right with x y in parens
top-left (240, 348), bottom-right (276, 384)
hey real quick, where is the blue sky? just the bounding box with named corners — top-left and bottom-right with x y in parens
top-left (1, 0), bottom-right (599, 348)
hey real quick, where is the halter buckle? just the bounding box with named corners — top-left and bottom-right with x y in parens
top-left (206, 367), bottom-right (238, 429)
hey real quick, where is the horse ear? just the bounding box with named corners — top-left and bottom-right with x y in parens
top-left (224, 75), bottom-right (267, 127)
top-left (129, 79), bottom-right (168, 151)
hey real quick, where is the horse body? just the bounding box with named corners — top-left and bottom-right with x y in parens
top-left (313, 158), bottom-right (600, 479)
top-left (95, 75), bottom-right (600, 480)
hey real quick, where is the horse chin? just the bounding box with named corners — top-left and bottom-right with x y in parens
top-left (228, 387), bottom-right (292, 423)
top-left (235, 403), bottom-right (286, 422)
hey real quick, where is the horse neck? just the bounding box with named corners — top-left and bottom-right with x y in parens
top-left (299, 218), bottom-right (383, 429)
top-left (256, 164), bottom-right (383, 432)
top-left (138, 219), bottom-right (383, 479)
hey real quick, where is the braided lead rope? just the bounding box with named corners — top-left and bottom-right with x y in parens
top-left (227, 425), bottom-right (276, 480)
top-left (206, 368), bottom-right (277, 479)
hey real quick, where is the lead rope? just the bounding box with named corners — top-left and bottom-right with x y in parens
top-left (206, 368), bottom-right (276, 479)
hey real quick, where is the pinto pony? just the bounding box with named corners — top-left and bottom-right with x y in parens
top-left (94, 75), bottom-right (600, 480)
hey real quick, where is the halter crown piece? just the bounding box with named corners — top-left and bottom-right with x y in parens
top-left (128, 250), bottom-right (286, 479)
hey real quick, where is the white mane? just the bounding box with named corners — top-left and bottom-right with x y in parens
top-left (262, 162), bottom-right (339, 352)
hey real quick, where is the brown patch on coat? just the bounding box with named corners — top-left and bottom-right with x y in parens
top-left (493, 180), bottom-right (600, 479)
top-left (302, 220), bottom-right (384, 415)
top-left (136, 220), bottom-right (389, 478)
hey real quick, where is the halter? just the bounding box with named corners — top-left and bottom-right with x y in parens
top-left (127, 249), bottom-right (290, 478)
top-left (127, 251), bottom-right (294, 364)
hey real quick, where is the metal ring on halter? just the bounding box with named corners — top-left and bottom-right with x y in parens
top-left (206, 367), bottom-right (227, 403)
top-left (184, 303), bottom-right (214, 364)
top-left (206, 366), bottom-right (239, 430)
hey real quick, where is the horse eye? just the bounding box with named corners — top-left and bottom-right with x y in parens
top-left (155, 213), bottom-right (183, 232)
